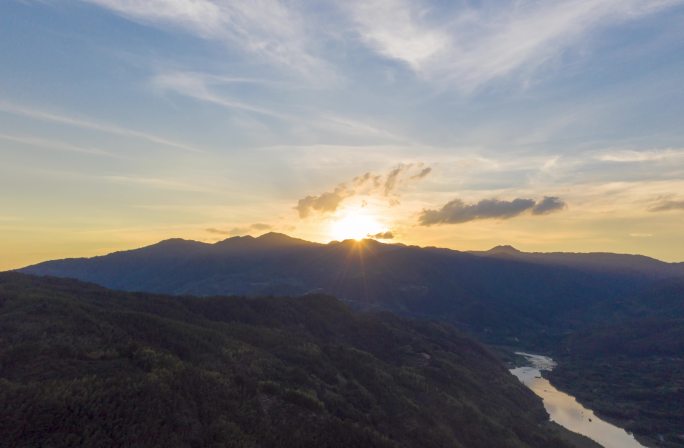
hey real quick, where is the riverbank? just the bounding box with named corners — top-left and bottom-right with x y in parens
top-left (510, 352), bottom-right (647, 448)
top-left (549, 354), bottom-right (684, 448)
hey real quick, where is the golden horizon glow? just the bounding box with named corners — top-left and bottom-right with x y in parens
top-left (329, 208), bottom-right (386, 241)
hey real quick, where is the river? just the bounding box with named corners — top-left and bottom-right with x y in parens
top-left (510, 352), bottom-right (646, 448)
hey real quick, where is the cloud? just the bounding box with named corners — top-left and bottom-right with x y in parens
top-left (595, 148), bottom-right (684, 163)
top-left (368, 231), bottom-right (394, 239)
top-left (345, 0), bottom-right (681, 90)
top-left (81, 0), bottom-right (679, 93)
top-left (296, 163), bottom-right (432, 218)
top-left (0, 100), bottom-right (201, 153)
top-left (206, 227), bottom-right (233, 235)
top-left (0, 133), bottom-right (117, 158)
top-left (102, 175), bottom-right (210, 192)
top-left (251, 223), bottom-right (272, 231)
top-left (420, 198), bottom-right (534, 225)
top-left (379, 163), bottom-right (431, 197)
top-left (353, 172), bottom-right (383, 189)
top-left (411, 167), bottom-right (432, 180)
top-left (419, 196), bottom-right (565, 225)
top-left (383, 166), bottom-right (403, 196)
top-left (206, 223), bottom-right (273, 236)
top-left (650, 200), bottom-right (684, 212)
top-left (82, 0), bottom-right (332, 81)
top-left (152, 71), bottom-right (409, 142)
top-left (532, 196), bottom-right (567, 215)
top-left (345, 0), bottom-right (449, 71)
top-left (151, 71), bottom-right (297, 120)
top-left (82, 0), bottom-right (681, 92)
top-left (296, 186), bottom-right (350, 218)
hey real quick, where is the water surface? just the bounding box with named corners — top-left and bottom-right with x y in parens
top-left (510, 352), bottom-right (646, 448)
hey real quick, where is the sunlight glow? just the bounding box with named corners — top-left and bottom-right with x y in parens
top-left (329, 210), bottom-right (385, 241)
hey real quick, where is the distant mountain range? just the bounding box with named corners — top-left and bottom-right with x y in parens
top-left (470, 244), bottom-right (684, 279)
top-left (19, 233), bottom-right (684, 346)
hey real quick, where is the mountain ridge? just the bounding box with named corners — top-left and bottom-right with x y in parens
top-left (18, 233), bottom-right (684, 348)
top-left (21, 232), bottom-right (683, 271)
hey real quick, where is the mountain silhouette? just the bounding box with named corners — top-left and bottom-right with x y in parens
top-left (19, 234), bottom-right (684, 347)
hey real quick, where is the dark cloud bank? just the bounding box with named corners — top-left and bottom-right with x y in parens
top-left (419, 196), bottom-right (566, 226)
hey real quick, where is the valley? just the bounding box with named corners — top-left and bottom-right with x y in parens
top-left (4, 3), bottom-right (683, 447)
top-left (511, 353), bottom-right (644, 448)
top-left (17, 234), bottom-right (684, 446)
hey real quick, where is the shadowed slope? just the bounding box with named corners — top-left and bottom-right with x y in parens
top-left (0, 273), bottom-right (576, 448)
top-left (20, 234), bottom-right (677, 347)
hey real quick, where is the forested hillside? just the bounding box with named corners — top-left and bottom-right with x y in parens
top-left (0, 273), bottom-right (576, 448)
top-left (550, 280), bottom-right (684, 448)
top-left (17, 235), bottom-right (684, 446)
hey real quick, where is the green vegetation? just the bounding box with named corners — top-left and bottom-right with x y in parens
top-left (550, 320), bottom-right (684, 448)
top-left (548, 281), bottom-right (684, 447)
top-left (0, 273), bottom-right (577, 448)
top-left (16, 237), bottom-right (684, 445)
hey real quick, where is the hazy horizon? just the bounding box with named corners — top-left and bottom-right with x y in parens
top-left (3, 0), bottom-right (684, 270)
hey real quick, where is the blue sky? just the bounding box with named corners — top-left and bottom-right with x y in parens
top-left (2, 0), bottom-right (684, 268)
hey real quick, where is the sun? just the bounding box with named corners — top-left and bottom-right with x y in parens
top-left (330, 210), bottom-right (385, 241)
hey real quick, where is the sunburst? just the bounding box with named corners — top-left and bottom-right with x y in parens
top-left (329, 209), bottom-right (385, 241)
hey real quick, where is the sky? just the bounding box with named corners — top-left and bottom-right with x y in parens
top-left (2, 0), bottom-right (684, 270)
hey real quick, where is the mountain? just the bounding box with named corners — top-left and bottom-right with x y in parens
top-left (0, 273), bottom-right (580, 448)
top-left (471, 246), bottom-right (684, 279)
top-left (18, 235), bottom-right (684, 445)
top-left (20, 233), bottom-right (681, 347)
top-left (13, 236), bottom-right (684, 445)
top-left (483, 245), bottom-right (522, 256)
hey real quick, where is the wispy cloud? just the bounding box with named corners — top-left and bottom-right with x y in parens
top-left (345, 0), bottom-right (682, 90)
top-left (345, 0), bottom-right (449, 71)
top-left (206, 222), bottom-right (272, 236)
top-left (102, 175), bottom-right (211, 192)
top-left (153, 71), bottom-right (294, 89)
top-left (151, 71), bottom-right (296, 120)
top-left (596, 148), bottom-right (684, 162)
top-left (152, 70), bottom-right (410, 142)
top-left (0, 101), bottom-right (202, 153)
top-left (81, 0), bottom-right (682, 92)
top-left (82, 0), bottom-right (334, 81)
top-left (296, 163), bottom-right (432, 218)
top-left (0, 133), bottom-right (118, 158)
top-left (316, 114), bottom-right (411, 143)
